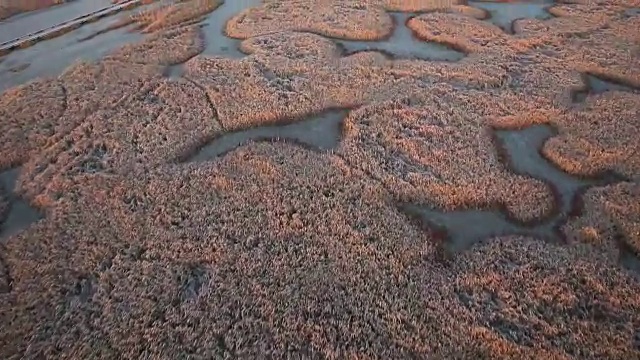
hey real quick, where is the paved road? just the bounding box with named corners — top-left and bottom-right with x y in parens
top-left (0, 0), bottom-right (113, 44)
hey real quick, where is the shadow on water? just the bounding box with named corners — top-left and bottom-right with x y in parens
top-left (186, 109), bottom-right (349, 163)
top-left (0, 168), bottom-right (43, 242)
top-left (337, 12), bottom-right (465, 61)
top-left (572, 73), bottom-right (639, 102)
top-left (401, 124), bottom-right (633, 269)
top-left (469, 1), bottom-right (553, 34)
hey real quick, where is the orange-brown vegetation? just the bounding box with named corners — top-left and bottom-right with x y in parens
top-left (0, 79), bottom-right (66, 170)
top-left (226, 0), bottom-right (394, 40)
top-left (1, 143), bottom-right (443, 358)
top-left (128, 0), bottom-right (221, 33)
top-left (16, 76), bottom-right (221, 208)
top-left (517, 1), bottom-right (640, 87)
top-left (0, 0), bottom-right (63, 20)
top-left (108, 25), bottom-right (205, 65)
top-left (0, 0), bottom-right (639, 358)
top-left (441, 236), bottom-right (640, 359)
top-left (382, 0), bottom-right (463, 12)
top-left (338, 88), bottom-right (554, 222)
top-left (564, 182), bottom-right (640, 257)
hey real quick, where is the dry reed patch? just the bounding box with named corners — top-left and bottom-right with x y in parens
top-left (447, 236), bottom-right (640, 359)
top-left (407, 12), bottom-right (511, 54)
top-left (0, 60), bottom-right (163, 172)
top-left (0, 143), bottom-right (453, 358)
top-left (563, 182), bottom-right (640, 258)
top-left (515, 2), bottom-right (640, 87)
top-left (566, 15), bottom-right (640, 88)
top-left (16, 78), bottom-right (221, 208)
top-left (0, 0), bottom-right (63, 20)
top-left (516, 2), bottom-right (618, 39)
top-left (339, 88), bottom-right (554, 222)
top-left (557, 0), bottom-right (640, 6)
top-left (542, 91), bottom-right (640, 181)
top-left (0, 79), bottom-right (66, 170)
top-left (185, 31), bottom-right (508, 130)
top-left (58, 59), bottom-right (164, 119)
top-left (108, 25), bottom-right (205, 66)
top-left (129, 0), bottom-right (221, 33)
top-left (225, 0), bottom-right (393, 40)
top-left (239, 30), bottom-right (341, 62)
top-left (381, 0), bottom-right (459, 11)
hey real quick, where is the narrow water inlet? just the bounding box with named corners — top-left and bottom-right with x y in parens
top-left (187, 109), bottom-right (349, 163)
top-left (468, 1), bottom-right (553, 34)
top-left (199, 0), bottom-right (262, 59)
top-left (402, 124), bottom-right (627, 259)
top-left (164, 0), bottom-right (263, 78)
top-left (572, 73), bottom-right (639, 102)
top-left (337, 12), bottom-right (465, 61)
top-left (0, 168), bottom-right (43, 242)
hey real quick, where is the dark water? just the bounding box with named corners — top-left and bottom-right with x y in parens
top-left (469, 1), bottom-right (553, 34)
top-left (402, 125), bottom-right (632, 269)
top-left (200, 0), bottom-right (262, 59)
top-left (572, 73), bottom-right (639, 102)
top-left (0, 168), bottom-right (43, 242)
top-left (165, 0), bottom-right (262, 78)
top-left (337, 12), bottom-right (465, 61)
top-left (187, 109), bottom-right (348, 162)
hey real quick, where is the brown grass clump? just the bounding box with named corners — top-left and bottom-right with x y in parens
top-left (108, 25), bottom-right (205, 66)
top-left (0, 0), bottom-right (63, 20)
top-left (0, 40), bottom-right (171, 177)
top-left (226, 0), bottom-right (393, 40)
top-left (542, 91), bottom-right (640, 181)
top-left (382, 0), bottom-right (463, 12)
top-left (185, 30), bottom-right (513, 130)
top-left (0, 79), bottom-right (66, 170)
top-left (0, 143), bottom-right (451, 358)
top-left (443, 236), bottom-right (640, 359)
top-left (563, 182), bottom-right (640, 258)
top-left (338, 87), bottom-right (554, 222)
top-left (129, 0), bottom-right (221, 33)
top-left (16, 77), bottom-right (221, 208)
